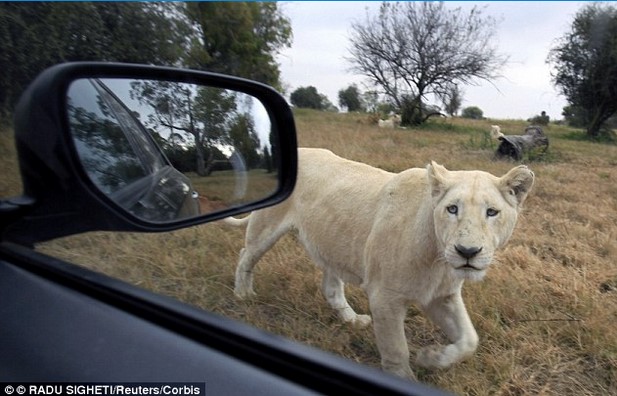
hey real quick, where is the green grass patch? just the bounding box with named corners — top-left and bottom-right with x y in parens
top-left (561, 129), bottom-right (617, 144)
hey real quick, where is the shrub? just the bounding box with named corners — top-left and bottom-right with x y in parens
top-left (528, 111), bottom-right (550, 126)
top-left (461, 106), bottom-right (484, 120)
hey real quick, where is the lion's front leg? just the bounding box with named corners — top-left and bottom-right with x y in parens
top-left (321, 268), bottom-right (371, 328)
top-left (369, 292), bottom-right (416, 380)
top-left (417, 291), bottom-right (479, 369)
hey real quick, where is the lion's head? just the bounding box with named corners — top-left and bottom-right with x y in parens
top-left (427, 162), bottom-right (534, 281)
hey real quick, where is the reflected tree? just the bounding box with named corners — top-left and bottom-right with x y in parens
top-left (130, 80), bottom-right (265, 176)
top-left (131, 81), bottom-right (234, 176)
top-left (193, 86), bottom-right (238, 175)
top-left (68, 104), bottom-right (147, 194)
top-left (228, 114), bottom-right (261, 168)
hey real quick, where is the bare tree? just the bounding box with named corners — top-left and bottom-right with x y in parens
top-left (347, 2), bottom-right (506, 125)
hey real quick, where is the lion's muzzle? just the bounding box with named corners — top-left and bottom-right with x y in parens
top-left (445, 244), bottom-right (492, 281)
top-left (454, 244), bottom-right (483, 260)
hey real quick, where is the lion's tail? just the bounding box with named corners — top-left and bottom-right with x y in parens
top-left (221, 215), bottom-right (251, 227)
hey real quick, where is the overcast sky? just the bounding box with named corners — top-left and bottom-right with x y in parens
top-left (277, 1), bottom-right (587, 120)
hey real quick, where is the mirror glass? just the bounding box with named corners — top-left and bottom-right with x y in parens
top-left (66, 78), bottom-right (279, 223)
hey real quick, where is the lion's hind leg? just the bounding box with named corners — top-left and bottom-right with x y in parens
top-left (234, 213), bottom-right (292, 299)
top-left (416, 292), bottom-right (479, 369)
top-left (321, 268), bottom-right (371, 328)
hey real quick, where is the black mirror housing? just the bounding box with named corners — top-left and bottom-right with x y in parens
top-left (3, 62), bottom-right (297, 245)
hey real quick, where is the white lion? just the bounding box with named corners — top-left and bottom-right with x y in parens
top-left (490, 124), bottom-right (505, 139)
top-left (225, 148), bottom-right (534, 379)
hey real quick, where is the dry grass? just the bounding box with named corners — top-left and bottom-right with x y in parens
top-left (188, 169), bottom-right (279, 208)
top-left (0, 123), bottom-right (22, 197)
top-left (2, 111), bottom-right (616, 394)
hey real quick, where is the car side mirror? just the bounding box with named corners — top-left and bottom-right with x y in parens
top-left (67, 77), bottom-right (283, 223)
top-left (3, 63), bottom-right (297, 244)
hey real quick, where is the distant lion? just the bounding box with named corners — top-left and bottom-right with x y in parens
top-left (224, 148), bottom-right (534, 379)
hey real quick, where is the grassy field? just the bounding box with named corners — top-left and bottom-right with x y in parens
top-left (2, 112), bottom-right (616, 394)
top-left (188, 169), bottom-right (279, 212)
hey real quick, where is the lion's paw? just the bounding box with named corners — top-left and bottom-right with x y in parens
top-left (415, 344), bottom-right (455, 369)
top-left (233, 287), bottom-right (257, 300)
top-left (351, 314), bottom-right (372, 328)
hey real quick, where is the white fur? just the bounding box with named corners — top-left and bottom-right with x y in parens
top-left (378, 119), bottom-right (394, 128)
top-left (225, 148), bottom-right (534, 379)
top-left (378, 114), bottom-right (402, 128)
top-left (490, 125), bottom-right (505, 139)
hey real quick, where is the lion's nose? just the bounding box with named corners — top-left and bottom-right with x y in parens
top-left (455, 245), bottom-right (483, 259)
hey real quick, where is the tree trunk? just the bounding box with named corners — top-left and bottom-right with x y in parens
top-left (195, 146), bottom-right (207, 176)
top-left (401, 96), bottom-right (424, 126)
top-left (585, 97), bottom-right (617, 140)
top-left (192, 130), bottom-right (207, 177)
top-left (586, 108), bottom-right (611, 139)
top-left (203, 150), bottom-right (216, 176)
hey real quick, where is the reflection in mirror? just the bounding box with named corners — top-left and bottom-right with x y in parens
top-left (66, 78), bottom-right (279, 223)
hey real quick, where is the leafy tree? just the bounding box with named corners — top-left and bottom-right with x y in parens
top-left (93, 3), bottom-right (191, 66)
top-left (290, 86), bottom-right (329, 110)
top-left (347, 2), bottom-right (505, 126)
top-left (443, 85), bottom-right (464, 117)
top-left (561, 105), bottom-right (587, 128)
top-left (185, 2), bottom-right (292, 91)
top-left (322, 96), bottom-right (338, 112)
top-left (262, 146), bottom-right (273, 173)
top-left (68, 105), bottom-right (146, 193)
top-left (461, 106), bottom-right (484, 120)
top-left (0, 2), bottom-right (293, 120)
top-left (548, 3), bottom-right (617, 139)
top-left (228, 114), bottom-right (261, 169)
top-left (131, 81), bottom-right (237, 176)
top-left (338, 84), bottom-right (365, 112)
top-left (0, 2), bottom-right (190, 118)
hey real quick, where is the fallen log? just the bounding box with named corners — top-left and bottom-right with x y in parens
top-left (493, 125), bottom-right (549, 160)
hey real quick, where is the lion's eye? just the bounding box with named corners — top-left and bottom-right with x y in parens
top-left (446, 205), bottom-right (458, 215)
top-left (487, 208), bottom-right (500, 217)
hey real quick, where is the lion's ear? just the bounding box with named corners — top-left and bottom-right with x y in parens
top-left (500, 165), bottom-right (534, 207)
top-left (427, 161), bottom-right (449, 199)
